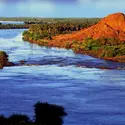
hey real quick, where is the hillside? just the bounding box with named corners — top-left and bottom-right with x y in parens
top-left (52, 13), bottom-right (125, 42)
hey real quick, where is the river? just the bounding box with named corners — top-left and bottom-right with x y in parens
top-left (0, 29), bottom-right (125, 125)
top-left (0, 21), bottom-right (24, 25)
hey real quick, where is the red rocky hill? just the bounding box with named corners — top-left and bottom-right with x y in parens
top-left (52, 12), bottom-right (125, 42)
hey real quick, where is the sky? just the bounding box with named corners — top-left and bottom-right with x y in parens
top-left (0, 0), bottom-right (125, 17)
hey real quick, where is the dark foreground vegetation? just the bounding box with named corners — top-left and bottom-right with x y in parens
top-left (0, 102), bottom-right (67, 125)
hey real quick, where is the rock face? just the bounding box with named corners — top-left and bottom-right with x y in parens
top-left (52, 12), bottom-right (125, 42)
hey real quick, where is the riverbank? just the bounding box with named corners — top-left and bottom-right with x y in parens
top-left (22, 37), bottom-right (125, 63)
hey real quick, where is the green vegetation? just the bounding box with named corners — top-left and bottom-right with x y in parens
top-left (0, 17), bottom-right (101, 23)
top-left (0, 102), bottom-right (67, 125)
top-left (82, 37), bottom-right (125, 58)
top-left (63, 37), bottom-right (125, 61)
top-left (22, 18), bottom-right (100, 41)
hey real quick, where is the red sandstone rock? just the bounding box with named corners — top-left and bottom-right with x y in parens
top-left (52, 12), bottom-right (125, 42)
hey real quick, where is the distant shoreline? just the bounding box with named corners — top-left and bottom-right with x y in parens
top-left (0, 24), bottom-right (30, 29)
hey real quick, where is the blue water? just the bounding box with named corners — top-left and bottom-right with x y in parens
top-left (0, 21), bottom-right (24, 25)
top-left (0, 29), bottom-right (125, 125)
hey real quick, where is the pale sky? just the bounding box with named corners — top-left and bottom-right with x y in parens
top-left (0, 0), bottom-right (125, 17)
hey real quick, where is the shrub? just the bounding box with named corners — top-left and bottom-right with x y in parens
top-left (83, 38), bottom-right (101, 50)
top-left (116, 46), bottom-right (125, 56)
top-left (0, 115), bottom-right (7, 124)
top-left (0, 102), bottom-right (67, 125)
top-left (34, 102), bottom-right (67, 125)
top-left (65, 42), bottom-right (71, 49)
top-left (22, 30), bottom-right (28, 36)
top-left (8, 114), bottom-right (30, 125)
top-left (82, 37), bottom-right (125, 58)
top-left (104, 49), bottom-right (117, 57)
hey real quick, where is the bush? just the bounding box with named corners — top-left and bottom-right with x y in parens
top-left (8, 114), bottom-right (30, 125)
top-left (0, 102), bottom-right (67, 125)
top-left (0, 115), bottom-right (7, 124)
top-left (103, 49), bottom-right (117, 57)
top-left (82, 37), bottom-right (125, 58)
top-left (83, 38), bottom-right (101, 50)
top-left (34, 102), bottom-right (67, 125)
top-left (116, 46), bottom-right (125, 56)
top-left (22, 30), bottom-right (28, 36)
top-left (65, 42), bottom-right (71, 49)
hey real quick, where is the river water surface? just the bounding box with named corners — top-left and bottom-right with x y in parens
top-left (0, 21), bottom-right (24, 25)
top-left (0, 29), bottom-right (125, 125)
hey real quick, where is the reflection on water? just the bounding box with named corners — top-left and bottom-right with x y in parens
top-left (0, 29), bottom-right (125, 125)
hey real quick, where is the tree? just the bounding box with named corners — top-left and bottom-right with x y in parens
top-left (34, 102), bottom-right (67, 125)
top-left (0, 115), bottom-right (7, 125)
